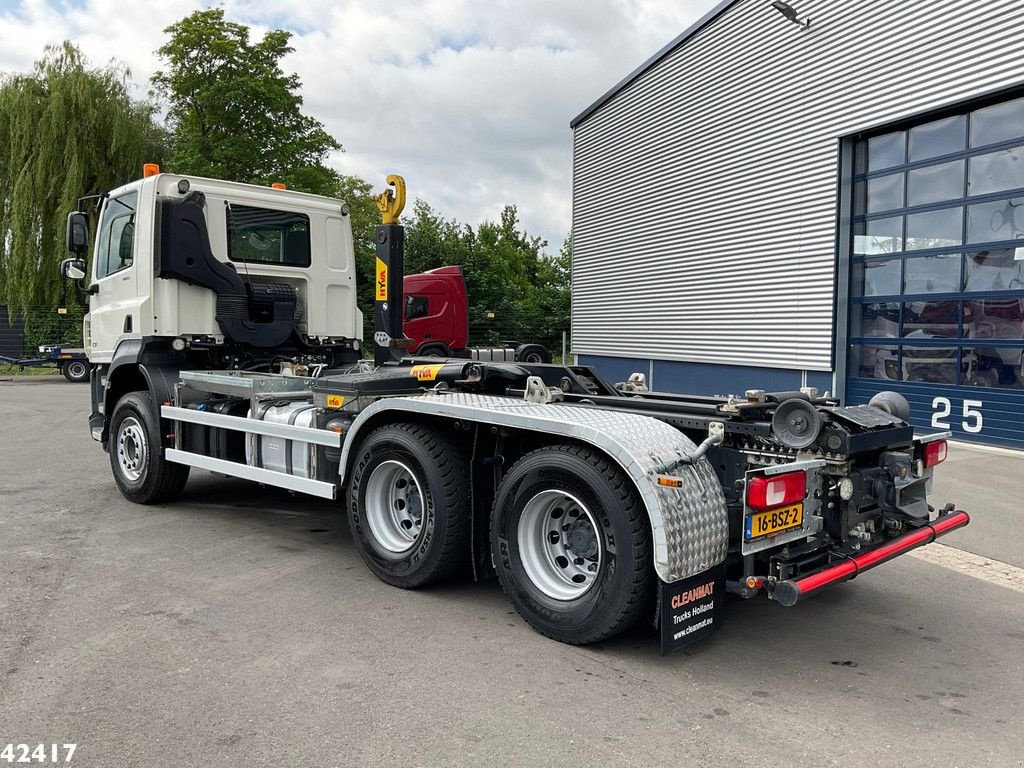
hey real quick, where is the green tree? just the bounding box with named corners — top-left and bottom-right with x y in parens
top-left (403, 201), bottom-right (570, 349)
top-left (328, 173), bottom-right (386, 338)
top-left (404, 199), bottom-right (474, 277)
top-left (0, 42), bottom-right (164, 311)
top-left (152, 9), bottom-right (340, 192)
top-left (523, 233), bottom-right (571, 350)
top-left (22, 304), bottom-right (86, 351)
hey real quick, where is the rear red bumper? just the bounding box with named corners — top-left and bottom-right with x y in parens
top-left (772, 510), bottom-right (971, 607)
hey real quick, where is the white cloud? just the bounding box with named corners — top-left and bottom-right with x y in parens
top-left (0, 0), bottom-right (719, 248)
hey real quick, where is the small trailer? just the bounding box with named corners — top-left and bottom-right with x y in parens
top-left (60, 169), bottom-right (970, 654)
top-left (0, 344), bottom-right (91, 382)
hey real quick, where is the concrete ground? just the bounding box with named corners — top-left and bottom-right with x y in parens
top-left (1, 377), bottom-right (1021, 768)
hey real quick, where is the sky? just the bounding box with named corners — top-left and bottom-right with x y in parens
top-left (0, 0), bottom-right (720, 250)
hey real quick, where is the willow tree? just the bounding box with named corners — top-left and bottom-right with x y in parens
top-left (0, 43), bottom-right (165, 311)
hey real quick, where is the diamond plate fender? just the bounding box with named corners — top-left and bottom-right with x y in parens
top-left (338, 392), bottom-right (729, 582)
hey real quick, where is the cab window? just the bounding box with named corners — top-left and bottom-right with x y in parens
top-left (227, 204), bottom-right (311, 267)
top-left (406, 295), bottom-right (429, 320)
top-left (95, 192), bottom-right (138, 279)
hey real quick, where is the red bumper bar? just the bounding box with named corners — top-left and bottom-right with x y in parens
top-left (772, 510), bottom-right (970, 607)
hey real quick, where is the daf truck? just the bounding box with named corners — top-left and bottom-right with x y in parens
top-left (60, 169), bottom-right (970, 653)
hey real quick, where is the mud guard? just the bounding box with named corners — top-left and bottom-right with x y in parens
top-left (659, 564), bottom-right (726, 654)
top-left (337, 392), bottom-right (731, 584)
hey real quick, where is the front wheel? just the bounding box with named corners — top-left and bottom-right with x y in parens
top-left (62, 360), bottom-right (90, 382)
top-left (348, 422), bottom-right (470, 588)
top-left (108, 391), bottom-right (189, 504)
top-left (491, 444), bottom-right (654, 645)
top-left (416, 343), bottom-right (451, 359)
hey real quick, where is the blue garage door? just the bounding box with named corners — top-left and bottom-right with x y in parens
top-left (846, 94), bottom-right (1024, 449)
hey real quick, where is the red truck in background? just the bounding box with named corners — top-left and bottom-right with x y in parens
top-left (403, 266), bottom-right (551, 363)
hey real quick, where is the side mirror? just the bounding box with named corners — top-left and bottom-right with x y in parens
top-left (66, 211), bottom-right (89, 254)
top-left (118, 221), bottom-right (135, 266)
top-left (61, 257), bottom-right (87, 281)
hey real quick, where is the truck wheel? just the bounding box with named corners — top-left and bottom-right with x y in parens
top-left (348, 422), bottom-right (470, 588)
top-left (491, 444), bottom-right (653, 645)
top-left (109, 391), bottom-right (189, 505)
top-left (417, 343), bottom-right (450, 358)
top-left (515, 343), bottom-right (550, 364)
top-left (62, 360), bottom-right (90, 383)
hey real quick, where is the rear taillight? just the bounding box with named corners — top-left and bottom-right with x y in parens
top-left (923, 439), bottom-right (948, 468)
top-left (746, 471), bottom-right (807, 510)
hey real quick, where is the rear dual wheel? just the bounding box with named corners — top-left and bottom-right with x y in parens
top-left (348, 423), bottom-right (471, 588)
top-left (348, 427), bottom-right (654, 645)
top-left (491, 444), bottom-right (654, 644)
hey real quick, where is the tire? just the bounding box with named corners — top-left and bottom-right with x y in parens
top-left (108, 391), bottom-right (189, 504)
top-left (491, 444), bottom-right (654, 645)
top-left (416, 343), bottom-right (450, 359)
top-left (62, 360), bottom-right (90, 383)
top-left (348, 422), bottom-right (470, 588)
top-left (515, 343), bottom-right (550, 364)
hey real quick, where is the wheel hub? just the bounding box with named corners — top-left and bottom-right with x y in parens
top-left (565, 518), bottom-right (599, 560)
top-left (364, 460), bottom-right (425, 556)
top-left (518, 489), bottom-right (602, 601)
top-left (116, 416), bottom-right (147, 482)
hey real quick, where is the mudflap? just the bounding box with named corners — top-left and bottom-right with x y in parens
top-left (659, 564), bottom-right (726, 655)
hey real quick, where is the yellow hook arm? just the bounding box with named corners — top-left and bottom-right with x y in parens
top-left (373, 175), bottom-right (406, 224)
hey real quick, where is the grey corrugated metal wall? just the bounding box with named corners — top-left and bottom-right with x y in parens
top-left (572, 0), bottom-right (1024, 372)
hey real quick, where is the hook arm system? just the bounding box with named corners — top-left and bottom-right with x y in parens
top-left (373, 175), bottom-right (406, 224)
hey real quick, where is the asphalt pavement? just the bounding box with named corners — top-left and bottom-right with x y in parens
top-left (1, 378), bottom-right (1021, 767)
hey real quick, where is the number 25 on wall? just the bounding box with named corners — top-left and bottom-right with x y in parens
top-left (931, 397), bottom-right (983, 434)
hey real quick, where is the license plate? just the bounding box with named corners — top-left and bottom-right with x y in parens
top-left (744, 503), bottom-right (803, 541)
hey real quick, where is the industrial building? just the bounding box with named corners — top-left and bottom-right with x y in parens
top-left (570, 0), bottom-right (1024, 448)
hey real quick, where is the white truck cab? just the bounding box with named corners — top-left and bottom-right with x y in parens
top-left (61, 168), bottom-right (365, 445)
top-left (78, 170), bottom-right (362, 363)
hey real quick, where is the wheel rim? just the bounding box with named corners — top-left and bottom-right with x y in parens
top-left (517, 489), bottom-right (602, 601)
top-left (116, 416), bottom-right (147, 482)
top-left (525, 353), bottom-right (543, 363)
top-left (364, 460), bottom-right (425, 555)
top-left (68, 362), bottom-right (87, 378)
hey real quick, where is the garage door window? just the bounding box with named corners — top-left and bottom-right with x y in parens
top-left (848, 96), bottom-right (1024, 393)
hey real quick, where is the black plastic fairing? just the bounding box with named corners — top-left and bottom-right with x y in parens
top-left (155, 192), bottom-right (245, 298)
top-left (154, 192), bottom-right (297, 348)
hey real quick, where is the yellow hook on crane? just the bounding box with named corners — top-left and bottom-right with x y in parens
top-left (373, 175), bottom-right (406, 224)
